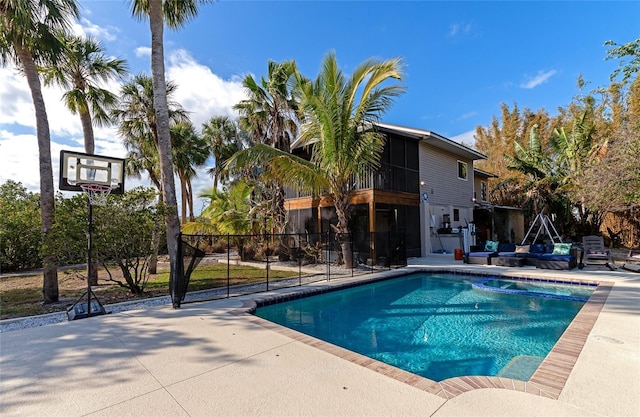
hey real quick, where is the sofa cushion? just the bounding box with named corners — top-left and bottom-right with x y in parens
top-left (515, 245), bottom-right (530, 253)
top-left (552, 243), bottom-right (572, 255)
top-left (529, 244), bottom-right (546, 254)
top-left (498, 243), bottom-right (516, 252)
top-left (484, 240), bottom-right (499, 252)
top-left (468, 251), bottom-right (495, 257)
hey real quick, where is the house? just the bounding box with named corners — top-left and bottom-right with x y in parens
top-left (284, 122), bottom-right (488, 263)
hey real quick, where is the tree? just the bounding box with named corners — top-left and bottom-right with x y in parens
top-left (41, 34), bottom-right (128, 154)
top-left (0, 181), bottom-right (42, 272)
top-left (130, 0), bottom-right (213, 307)
top-left (474, 103), bottom-right (552, 207)
top-left (183, 181), bottom-right (255, 261)
top-left (113, 74), bottom-right (189, 188)
top-left (504, 125), bottom-right (561, 217)
top-left (234, 60), bottom-right (300, 235)
top-left (0, 0), bottom-right (80, 303)
top-left (227, 52), bottom-right (405, 268)
top-left (201, 116), bottom-right (246, 189)
top-left (93, 187), bottom-right (162, 295)
top-left (113, 73), bottom-right (188, 273)
top-left (170, 122), bottom-right (209, 222)
top-left (605, 38), bottom-right (640, 83)
top-left (41, 33), bottom-right (128, 285)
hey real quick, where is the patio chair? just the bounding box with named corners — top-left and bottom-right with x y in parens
top-left (579, 235), bottom-right (616, 271)
top-left (626, 248), bottom-right (640, 264)
top-left (622, 249), bottom-right (640, 273)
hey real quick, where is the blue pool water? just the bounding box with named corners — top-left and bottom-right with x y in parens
top-left (255, 273), bottom-right (591, 382)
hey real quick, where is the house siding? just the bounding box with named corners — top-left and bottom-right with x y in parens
top-left (419, 142), bottom-right (475, 229)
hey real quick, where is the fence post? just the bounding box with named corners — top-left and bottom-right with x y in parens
top-left (298, 233), bottom-right (302, 286)
top-left (266, 234), bottom-right (269, 291)
top-left (351, 235), bottom-right (354, 277)
top-left (327, 230), bottom-right (331, 281)
top-left (226, 234), bottom-right (230, 298)
top-left (388, 230), bottom-right (392, 270)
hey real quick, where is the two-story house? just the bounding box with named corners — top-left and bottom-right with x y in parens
top-left (284, 122), bottom-right (488, 263)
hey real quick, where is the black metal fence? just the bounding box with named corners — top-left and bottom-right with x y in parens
top-left (171, 231), bottom-right (407, 307)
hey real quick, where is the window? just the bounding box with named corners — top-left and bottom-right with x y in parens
top-left (453, 209), bottom-right (459, 222)
top-left (457, 161), bottom-right (468, 180)
top-left (481, 181), bottom-right (488, 201)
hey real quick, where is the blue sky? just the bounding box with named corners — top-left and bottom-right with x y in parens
top-left (1, 0), bottom-right (638, 203)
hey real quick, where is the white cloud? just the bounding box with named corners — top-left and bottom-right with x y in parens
top-left (135, 47), bottom-right (151, 58)
top-left (166, 49), bottom-right (246, 129)
top-left (0, 67), bottom-right (86, 138)
top-left (449, 22), bottom-right (473, 37)
top-left (0, 130), bottom-right (78, 192)
top-left (0, 47), bottom-right (244, 216)
top-left (450, 130), bottom-right (476, 147)
top-left (520, 70), bottom-right (557, 89)
top-left (458, 111), bottom-right (478, 121)
top-left (72, 18), bottom-right (119, 41)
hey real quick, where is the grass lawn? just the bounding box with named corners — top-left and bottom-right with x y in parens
top-left (0, 261), bottom-right (299, 320)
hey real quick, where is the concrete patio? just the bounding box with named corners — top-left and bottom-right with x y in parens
top-left (1, 256), bottom-right (638, 416)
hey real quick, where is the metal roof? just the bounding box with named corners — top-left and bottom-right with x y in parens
top-left (374, 122), bottom-right (487, 161)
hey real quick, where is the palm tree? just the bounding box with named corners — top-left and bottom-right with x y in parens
top-left (113, 73), bottom-right (189, 186)
top-left (0, 0), bottom-right (80, 303)
top-left (234, 60), bottom-right (299, 235)
top-left (170, 122), bottom-right (209, 223)
top-left (41, 34), bottom-right (128, 285)
top-left (226, 52), bottom-right (405, 268)
top-left (113, 73), bottom-right (188, 274)
top-left (201, 116), bottom-right (245, 189)
top-left (234, 60), bottom-right (299, 150)
top-left (130, 0), bottom-right (212, 308)
top-left (41, 34), bottom-right (128, 154)
top-left (183, 181), bottom-right (255, 261)
top-left (504, 125), bottom-right (559, 215)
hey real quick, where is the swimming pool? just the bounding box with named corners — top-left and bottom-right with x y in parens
top-left (255, 272), bottom-right (593, 382)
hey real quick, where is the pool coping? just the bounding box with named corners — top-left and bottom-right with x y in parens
top-left (232, 268), bottom-right (613, 400)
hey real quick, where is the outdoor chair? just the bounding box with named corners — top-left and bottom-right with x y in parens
top-left (622, 249), bottom-right (640, 273)
top-left (579, 235), bottom-right (616, 271)
top-left (626, 249), bottom-right (640, 264)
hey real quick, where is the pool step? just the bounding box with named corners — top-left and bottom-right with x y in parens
top-left (497, 355), bottom-right (544, 381)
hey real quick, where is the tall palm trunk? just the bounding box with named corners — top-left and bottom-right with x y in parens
top-left (79, 108), bottom-right (95, 154)
top-left (333, 192), bottom-right (354, 269)
top-left (17, 47), bottom-right (58, 302)
top-left (180, 173), bottom-right (188, 224)
top-left (149, 0), bottom-right (182, 307)
top-left (186, 178), bottom-right (195, 221)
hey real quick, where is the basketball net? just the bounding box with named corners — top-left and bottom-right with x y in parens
top-left (79, 183), bottom-right (112, 206)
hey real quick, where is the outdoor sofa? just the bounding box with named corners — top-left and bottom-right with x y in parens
top-left (464, 241), bottom-right (515, 265)
top-left (466, 241), bottom-right (578, 270)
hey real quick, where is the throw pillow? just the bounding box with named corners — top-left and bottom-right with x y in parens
top-left (552, 243), bottom-right (572, 255)
top-left (484, 240), bottom-right (499, 252)
top-left (515, 245), bottom-right (530, 253)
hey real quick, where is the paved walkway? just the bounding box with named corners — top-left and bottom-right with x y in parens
top-left (1, 256), bottom-right (638, 416)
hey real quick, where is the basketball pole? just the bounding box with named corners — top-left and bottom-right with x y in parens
top-left (87, 198), bottom-right (94, 317)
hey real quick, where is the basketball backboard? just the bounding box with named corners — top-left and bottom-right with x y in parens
top-left (59, 150), bottom-right (125, 194)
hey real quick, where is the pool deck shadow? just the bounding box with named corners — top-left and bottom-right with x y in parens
top-left (0, 255), bottom-right (638, 417)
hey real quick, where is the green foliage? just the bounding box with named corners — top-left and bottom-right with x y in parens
top-left (47, 193), bottom-right (88, 266)
top-left (0, 181), bottom-right (42, 271)
top-left (201, 116), bottom-right (248, 188)
top-left (605, 38), bottom-right (640, 83)
top-left (93, 187), bottom-right (162, 294)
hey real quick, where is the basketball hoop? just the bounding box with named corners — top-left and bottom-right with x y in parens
top-left (79, 183), bottom-right (112, 206)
